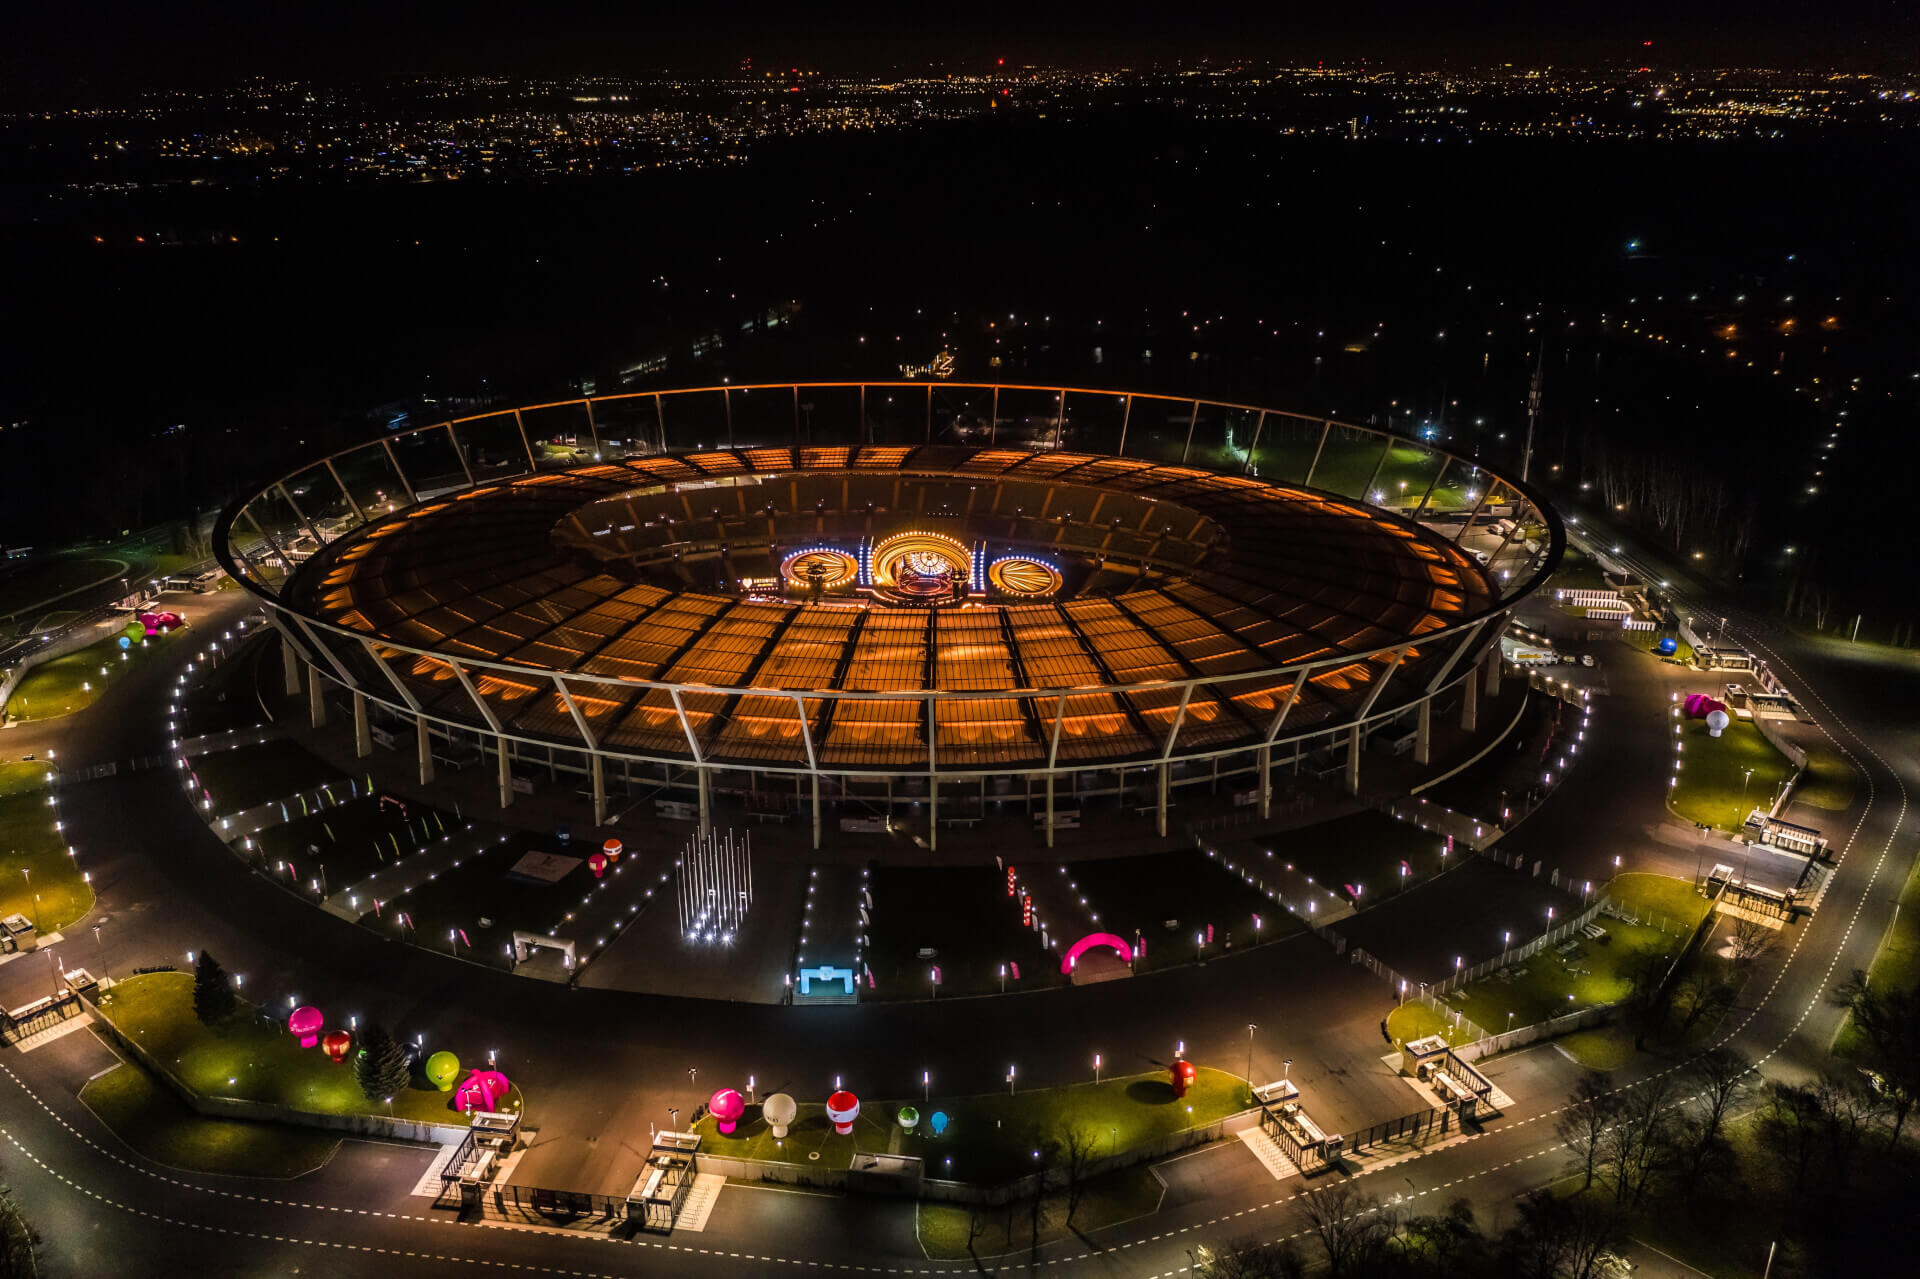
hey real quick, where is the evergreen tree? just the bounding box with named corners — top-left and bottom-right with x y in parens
top-left (355, 1023), bottom-right (410, 1103)
top-left (191, 951), bottom-right (236, 1025)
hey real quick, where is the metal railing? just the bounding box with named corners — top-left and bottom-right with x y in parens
top-left (216, 383), bottom-right (1565, 781)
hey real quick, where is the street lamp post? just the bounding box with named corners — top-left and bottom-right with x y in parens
top-left (1245, 1023), bottom-right (1257, 1085)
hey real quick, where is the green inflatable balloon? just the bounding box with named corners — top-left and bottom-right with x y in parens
top-left (425, 1051), bottom-right (461, 1091)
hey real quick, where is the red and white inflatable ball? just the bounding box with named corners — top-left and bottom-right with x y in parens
top-left (826, 1090), bottom-right (861, 1135)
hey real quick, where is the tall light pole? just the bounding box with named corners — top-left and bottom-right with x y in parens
top-left (1522, 340), bottom-right (1544, 482)
top-left (1245, 1023), bottom-right (1257, 1085)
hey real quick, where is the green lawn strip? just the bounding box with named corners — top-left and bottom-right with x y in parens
top-left (80, 1062), bottom-right (340, 1179)
top-left (1604, 873), bottom-right (1712, 930)
top-left (1244, 811), bottom-right (1455, 906)
top-left (917, 1164), bottom-right (1163, 1260)
top-left (186, 740), bottom-right (347, 815)
top-left (1546, 546), bottom-right (1612, 592)
top-left (93, 972), bottom-right (516, 1126)
top-left (379, 832), bottom-right (579, 969)
top-left (0, 762), bottom-right (57, 800)
top-left (1036, 850), bottom-right (1295, 974)
top-left (694, 1067), bottom-right (1254, 1187)
top-left (1795, 739), bottom-right (1857, 812)
top-left (1552, 1026), bottom-right (1636, 1071)
top-left (0, 557), bottom-right (127, 616)
top-left (1835, 840), bottom-right (1920, 1060)
top-left (1385, 1002), bottom-right (1475, 1049)
top-left (1668, 716), bottom-right (1794, 833)
top-left (1446, 917), bottom-right (1678, 1032)
top-left (865, 865), bottom-right (1064, 999)
top-left (7, 626), bottom-right (180, 721)
top-left (0, 791), bottom-right (95, 932)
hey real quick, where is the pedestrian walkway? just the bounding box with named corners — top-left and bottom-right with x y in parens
top-left (1234, 1126), bottom-right (1301, 1181)
top-left (410, 1142), bottom-right (466, 1197)
top-left (209, 777), bottom-right (364, 841)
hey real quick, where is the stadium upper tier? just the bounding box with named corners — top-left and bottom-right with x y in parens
top-left (220, 385), bottom-right (1560, 778)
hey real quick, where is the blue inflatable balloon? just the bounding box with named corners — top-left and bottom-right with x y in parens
top-left (929, 1111), bottom-right (950, 1136)
top-left (118, 636), bottom-right (132, 650)
top-left (1656, 636), bottom-right (1678, 656)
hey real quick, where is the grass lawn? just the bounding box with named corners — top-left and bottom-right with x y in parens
top-left (865, 865), bottom-right (1064, 999)
top-left (1605, 872), bottom-right (1711, 930)
top-left (1835, 839), bottom-right (1920, 1059)
top-left (1547, 546), bottom-right (1612, 592)
top-left (694, 1067), bottom-right (1254, 1187)
top-left (0, 761), bottom-right (58, 799)
top-left (1795, 739), bottom-right (1857, 812)
top-left (0, 557), bottom-right (127, 616)
top-left (93, 972), bottom-right (517, 1126)
top-left (1669, 714), bottom-right (1794, 833)
top-left (1554, 1026), bottom-right (1636, 1071)
top-left (1447, 916), bottom-right (1678, 1033)
top-left (80, 1061), bottom-right (340, 1178)
top-left (7, 625), bottom-right (179, 721)
top-left (0, 790), bottom-right (95, 932)
top-left (917, 1164), bottom-right (1163, 1259)
top-left (1385, 1001), bottom-right (1476, 1049)
top-left (186, 740), bottom-right (347, 814)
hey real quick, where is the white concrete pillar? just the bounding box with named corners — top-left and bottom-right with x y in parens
top-left (416, 716), bottom-right (434, 785)
top-left (353, 691), bottom-right (371, 758)
top-left (280, 634), bottom-right (302, 696)
top-left (1461, 666), bottom-right (1480, 732)
top-left (929, 777), bottom-right (938, 851)
top-left (307, 667), bottom-right (327, 728)
top-left (1485, 644), bottom-right (1503, 697)
top-left (1156, 763), bottom-right (1169, 838)
top-left (497, 736), bottom-right (514, 808)
top-left (1258, 745), bottom-right (1272, 819)
top-left (698, 766), bottom-right (712, 836)
top-left (1346, 724), bottom-right (1362, 795)
top-left (1045, 772), bottom-right (1056, 849)
top-left (1414, 698), bottom-right (1432, 766)
top-left (591, 753), bottom-right (607, 827)
top-left (812, 774), bottom-right (822, 850)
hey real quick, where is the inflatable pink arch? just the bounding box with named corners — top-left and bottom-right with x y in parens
top-left (1060, 932), bottom-right (1135, 974)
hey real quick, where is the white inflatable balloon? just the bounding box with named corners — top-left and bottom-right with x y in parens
top-left (1705, 708), bottom-right (1730, 738)
top-left (762, 1093), bottom-right (797, 1138)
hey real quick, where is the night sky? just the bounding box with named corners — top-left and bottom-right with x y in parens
top-left (8, 0), bottom-right (1916, 92)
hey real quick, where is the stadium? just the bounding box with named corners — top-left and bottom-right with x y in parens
top-left (218, 382), bottom-right (1562, 849)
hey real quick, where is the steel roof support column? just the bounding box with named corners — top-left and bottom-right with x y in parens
top-left (1422, 617), bottom-right (1493, 696)
top-left (1117, 394), bottom-right (1133, 457)
top-left (654, 393), bottom-right (667, 454)
top-left (989, 386), bottom-right (999, 445)
top-left (1485, 634), bottom-right (1504, 697)
top-left (1412, 457), bottom-right (1451, 522)
top-left (416, 715), bottom-right (434, 785)
top-left (859, 384), bottom-right (867, 445)
top-left (446, 658), bottom-right (503, 734)
top-left (512, 409), bottom-right (537, 471)
top-left (811, 773), bottom-right (822, 851)
top-left (1452, 485), bottom-right (1490, 544)
top-left (1045, 771), bottom-right (1055, 849)
top-left (357, 638), bottom-right (421, 713)
top-left (1258, 744), bottom-right (1272, 818)
top-left (380, 439), bottom-right (418, 506)
top-left (275, 622), bottom-right (303, 696)
top-left (1047, 694), bottom-right (1066, 770)
top-left (446, 423), bottom-right (476, 487)
top-left (1362, 434), bottom-right (1395, 502)
top-left (276, 483), bottom-right (326, 548)
top-left (1352, 647), bottom-right (1409, 723)
top-left (497, 735), bottom-right (515, 809)
top-left (926, 694), bottom-right (938, 851)
top-left (925, 384), bottom-right (933, 443)
top-left (1303, 420), bottom-right (1333, 488)
top-left (291, 615), bottom-right (360, 692)
top-left (307, 665), bottom-right (328, 729)
top-left (1156, 762), bottom-right (1169, 838)
top-left (323, 459), bottom-right (366, 527)
top-left (1346, 723), bottom-right (1362, 796)
top-left (1179, 400), bottom-right (1201, 464)
top-left (791, 385), bottom-right (801, 448)
top-left (1054, 390), bottom-right (1067, 449)
top-left (590, 753), bottom-right (607, 827)
top-left (698, 766), bottom-right (711, 838)
top-left (1264, 676), bottom-right (1305, 744)
top-left (1161, 684), bottom-right (1196, 759)
top-left (584, 398), bottom-right (602, 457)
top-left (1460, 664), bottom-right (1480, 732)
top-left (723, 387), bottom-right (734, 449)
top-left (1414, 697), bottom-right (1432, 766)
top-left (1243, 410), bottom-right (1268, 475)
top-left (354, 690), bottom-right (372, 759)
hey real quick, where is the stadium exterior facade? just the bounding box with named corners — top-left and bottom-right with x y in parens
top-left (217, 382), bottom-right (1562, 848)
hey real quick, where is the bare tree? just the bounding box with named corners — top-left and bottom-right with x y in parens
top-left (1683, 1047), bottom-right (1753, 1178)
top-left (1727, 914), bottom-right (1777, 967)
top-left (1061, 1125), bottom-right (1098, 1225)
top-left (1814, 1071), bottom-right (1885, 1189)
top-left (1555, 1072), bottom-right (1620, 1191)
top-left (1297, 1177), bottom-right (1393, 1276)
top-left (1596, 1072), bottom-right (1680, 1206)
top-left (1501, 1189), bottom-right (1624, 1279)
top-left (1834, 969), bottom-right (1920, 1146)
top-left (965, 1209), bottom-right (989, 1258)
top-left (1762, 1081), bottom-right (1823, 1190)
